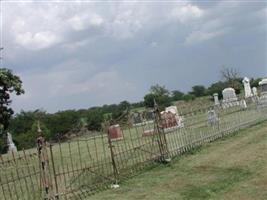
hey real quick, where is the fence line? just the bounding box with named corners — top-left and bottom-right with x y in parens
top-left (0, 101), bottom-right (267, 199)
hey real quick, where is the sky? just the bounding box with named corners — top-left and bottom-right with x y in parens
top-left (0, 0), bottom-right (267, 113)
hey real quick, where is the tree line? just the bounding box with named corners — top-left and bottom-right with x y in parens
top-left (0, 68), bottom-right (262, 152)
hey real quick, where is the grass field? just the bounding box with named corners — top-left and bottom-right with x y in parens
top-left (90, 121), bottom-right (267, 200)
top-left (0, 103), bottom-right (266, 199)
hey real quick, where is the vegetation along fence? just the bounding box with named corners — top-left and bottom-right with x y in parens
top-left (0, 101), bottom-right (267, 200)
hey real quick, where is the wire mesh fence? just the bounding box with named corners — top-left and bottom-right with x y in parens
top-left (0, 101), bottom-right (267, 199)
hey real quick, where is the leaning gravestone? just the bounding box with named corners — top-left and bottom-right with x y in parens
top-left (7, 132), bottom-right (17, 153)
top-left (242, 77), bottom-right (253, 98)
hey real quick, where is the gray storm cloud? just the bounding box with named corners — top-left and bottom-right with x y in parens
top-left (1, 1), bottom-right (266, 112)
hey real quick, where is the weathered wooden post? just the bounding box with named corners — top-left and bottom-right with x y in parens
top-left (36, 121), bottom-right (55, 199)
top-left (153, 99), bottom-right (171, 163)
top-left (105, 122), bottom-right (119, 188)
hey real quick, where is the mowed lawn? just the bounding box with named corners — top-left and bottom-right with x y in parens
top-left (90, 121), bottom-right (267, 200)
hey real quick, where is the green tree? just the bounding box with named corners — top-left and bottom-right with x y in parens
top-left (150, 84), bottom-right (169, 96)
top-left (207, 81), bottom-right (227, 99)
top-left (144, 84), bottom-right (171, 110)
top-left (191, 85), bottom-right (206, 97)
top-left (0, 68), bottom-right (24, 152)
top-left (171, 90), bottom-right (184, 101)
top-left (144, 93), bottom-right (156, 108)
top-left (86, 108), bottom-right (104, 131)
top-left (0, 68), bottom-right (24, 131)
top-left (250, 78), bottom-right (261, 88)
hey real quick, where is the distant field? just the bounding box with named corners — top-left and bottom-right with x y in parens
top-left (90, 121), bottom-right (267, 200)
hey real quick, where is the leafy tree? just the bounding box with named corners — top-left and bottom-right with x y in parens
top-left (250, 78), bottom-right (261, 88)
top-left (150, 84), bottom-right (169, 96)
top-left (191, 85), bottom-right (206, 97)
top-left (86, 108), bottom-right (104, 131)
top-left (171, 90), bottom-right (184, 101)
top-left (207, 81), bottom-right (227, 99)
top-left (144, 85), bottom-right (172, 110)
top-left (0, 68), bottom-right (24, 152)
top-left (0, 68), bottom-right (24, 131)
top-left (143, 93), bottom-right (155, 108)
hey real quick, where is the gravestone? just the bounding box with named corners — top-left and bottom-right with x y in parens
top-left (252, 87), bottom-right (258, 96)
top-left (165, 106), bottom-right (178, 115)
top-left (146, 110), bottom-right (155, 121)
top-left (258, 78), bottom-right (267, 107)
top-left (108, 124), bottom-right (123, 140)
top-left (222, 87), bottom-right (239, 108)
top-left (165, 106), bottom-right (183, 128)
top-left (213, 93), bottom-right (220, 106)
top-left (222, 87), bottom-right (237, 102)
top-left (207, 110), bottom-right (218, 125)
top-left (242, 77), bottom-right (253, 98)
top-left (7, 132), bottom-right (17, 153)
top-left (240, 99), bottom-right (247, 109)
top-left (132, 112), bottom-right (143, 125)
top-left (259, 78), bottom-right (267, 95)
top-left (161, 111), bottom-right (178, 129)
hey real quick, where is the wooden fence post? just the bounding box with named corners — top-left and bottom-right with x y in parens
top-left (106, 123), bottom-right (119, 187)
top-left (153, 100), bottom-right (170, 162)
top-left (36, 121), bottom-right (53, 200)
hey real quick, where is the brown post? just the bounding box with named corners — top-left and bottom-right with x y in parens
top-left (36, 121), bottom-right (52, 200)
top-left (153, 100), bottom-right (170, 162)
top-left (49, 144), bottom-right (59, 199)
top-left (106, 122), bottom-right (119, 185)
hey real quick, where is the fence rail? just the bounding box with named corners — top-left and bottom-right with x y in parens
top-left (0, 101), bottom-right (267, 199)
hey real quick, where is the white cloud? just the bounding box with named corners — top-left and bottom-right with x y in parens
top-left (172, 4), bottom-right (204, 23)
top-left (185, 29), bottom-right (227, 45)
top-left (15, 31), bottom-right (61, 50)
top-left (68, 13), bottom-right (103, 31)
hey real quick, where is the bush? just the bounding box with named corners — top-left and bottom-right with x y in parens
top-left (183, 94), bottom-right (196, 102)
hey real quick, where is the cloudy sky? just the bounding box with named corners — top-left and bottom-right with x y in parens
top-left (0, 0), bottom-right (266, 112)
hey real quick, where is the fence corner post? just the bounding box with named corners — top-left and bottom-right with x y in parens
top-left (153, 99), bottom-right (171, 163)
top-left (105, 122), bottom-right (119, 188)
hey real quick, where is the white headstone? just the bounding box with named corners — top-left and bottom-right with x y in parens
top-left (242, 77), bottom-right (253, 98)
top-left (165, 106), bottom-right (178, 115)
top-left (222, 87), bottom-right (238, 102)
top-left (7, 132), bottom-right (17, 153)
top-left (259, 78), bottom-right (267, 95)
top-left (213, 93), bottom-right (220, 106)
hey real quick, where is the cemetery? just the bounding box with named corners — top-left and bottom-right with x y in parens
top-left (0, 76), bottom-right (267, 200)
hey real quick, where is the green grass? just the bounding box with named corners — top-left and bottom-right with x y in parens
top-left (0, 103), bottom-right (266, 199)
top-left (90, 121), bottom-right (267, 200)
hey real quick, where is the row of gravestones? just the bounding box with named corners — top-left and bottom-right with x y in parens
top-left (6, 78), bottom-right (267, 149)
top-left (213, 77), bottom-right (267, 109)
